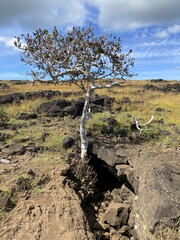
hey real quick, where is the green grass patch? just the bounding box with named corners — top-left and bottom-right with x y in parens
top-left (0, 211), bottom-right (7, 220)
top-left (31, 151), bottom-right (62, 171)
top-left (87, 111), bottom-right (111, 134)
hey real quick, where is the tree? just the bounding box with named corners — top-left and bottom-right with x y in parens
top-left (14, 25), bottom-right (134, 160)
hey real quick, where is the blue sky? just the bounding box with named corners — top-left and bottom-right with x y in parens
top-left (0, 0), bottom-right (180, 80)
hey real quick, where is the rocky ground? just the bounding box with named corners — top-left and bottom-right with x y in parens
top-left (0, 80), bottom-right (179, 240)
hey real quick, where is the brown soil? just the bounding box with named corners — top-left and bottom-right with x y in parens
top-left (0, 163), bottom-right (94, 240)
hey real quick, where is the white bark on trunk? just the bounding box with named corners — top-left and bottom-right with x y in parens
top-left (80, 74), bottom-right (120, 160)
top-left (80, 87), bottom-right (94, 160)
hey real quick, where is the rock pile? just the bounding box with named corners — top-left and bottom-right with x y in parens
top-left (143, 82), bottom-right (180, 93)
top-left (0, 90), bottom-right (83, 104)
top-left (37, 95), bottom-right (114, 118)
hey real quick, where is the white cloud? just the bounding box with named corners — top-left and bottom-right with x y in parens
top-left (0, 36), bottom-right (16, 48)
top-left (0, 0), bottom-right (88, 33)
top-left (155, 24), bottom-right (180, 38)
top-left (0, 0), bottom-right (180, 34)
top-left (90, 0), bottom-right (180, 31)
top-left (134, 48), bottom-right (180, 59)
top-left (168, 24), bottom-right (180, 34)
top-left (155, 30), bottom-right (169, 38)
top-left (124, 28), bottom-right (180, 66)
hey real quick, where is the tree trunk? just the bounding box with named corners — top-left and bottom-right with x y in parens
top-left (80, 87), bottom-right (94, 160)
top-left (80, 74), bottom-right (119, 160)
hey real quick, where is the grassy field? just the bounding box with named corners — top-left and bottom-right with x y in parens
top-left (1, 79), bottom-right (180, 147)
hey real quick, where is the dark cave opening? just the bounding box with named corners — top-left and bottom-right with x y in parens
top-left (89, 153), bottom-right (123, 192)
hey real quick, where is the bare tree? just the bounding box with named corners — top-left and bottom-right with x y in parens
top-left (14, 25), bottom-right (134, 159)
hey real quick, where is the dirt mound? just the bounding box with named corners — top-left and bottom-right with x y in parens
top-left (0, 164), bottom-right (94, 240)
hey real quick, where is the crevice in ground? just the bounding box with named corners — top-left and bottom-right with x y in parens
top-left (70, 152), bottom-right (137, 240)
top-left (89, 153), bottom-right (123, 192)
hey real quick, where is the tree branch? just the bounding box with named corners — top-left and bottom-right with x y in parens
top-left (90, 81), bottom-right (120, 90)
top-left (134, 115), bottom-right (154, 133)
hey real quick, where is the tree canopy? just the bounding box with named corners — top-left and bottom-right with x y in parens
top-left (14, 25), bottom-right (134, 86)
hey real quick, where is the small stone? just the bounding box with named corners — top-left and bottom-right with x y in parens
top-left (119, 184), bottom-right (135, 201)
top-left (102, 202), bottom-right (130, 228)
top-left (110, 227), bottom-right (117, 234)
top-left (134, 196), bottom-right (138, 201)
top-left (117, 128), bottom-right (128, 138)
top-left (155, 107), bottom-right (165, 112)
top-left (118, 225), bottom-right (130, 234)
top-left (27, 169), bottom-right (36, 177)
top-left (106, 117), bottom-right (117, 126)
top-left (122, 97), bottom-right (131, 104)
top-left (62, 136), bottom-right (74, 149)
top-left (111, 188), bottom-right (123, 203)
top-left (0, 159), bottom-right (10, 164)
top-left (101, 125), bottom-right (114, 135)
top-left (160, 130), bottom-right (172, 136)
top-left (127, 114), bottom-right (132, 118)
top-left (115, 164), bottom-right (131, 178)
top-left (16, 177), bottom-right (32, 191)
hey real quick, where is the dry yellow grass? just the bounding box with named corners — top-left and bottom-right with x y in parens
top-left (148, 93), bottom-right (180, 125)
top-left (1, 79), bottom-right (180, 145)
top-left (96, 80), bottom-right (180, 127)
top-left (2, 79), bottom-right (179, 127)
top-left (5, 97), bottom-right (59, 117)
top-left (0, 80), bottom-right (80, 95)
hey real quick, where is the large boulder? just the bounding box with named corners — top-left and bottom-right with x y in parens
top-left (95, 146), bottom-right (116, 166)
top-left (0, 91), bottom-right (62, 104)
top-left (90, 95), bottom-right (114, 113)
top-left (71, 98), bottom-right (84, 117)
top-left (0, 93), bottom-right (24, 104)
top-left (36, 95), bottom-right (115, 118)
top-left (62, 136), bottom-right (75, 149)
top-left (91, 95), bottom-right (114, 108)
top-left (91, 143), bottom-right (180, 239)
top-left (17, 112), bottom-right (38, 120)
top-left (24, 90), bottom-right (61, 99)
top-left (36, 99), bottom-right (71, 117)
top-left (143, 82), bottom-right (180, 93)
top-left (129, 147), bottom-right (180, 239)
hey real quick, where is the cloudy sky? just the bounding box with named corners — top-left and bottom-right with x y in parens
top-left (0, 0), bottom-right (180, 80)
